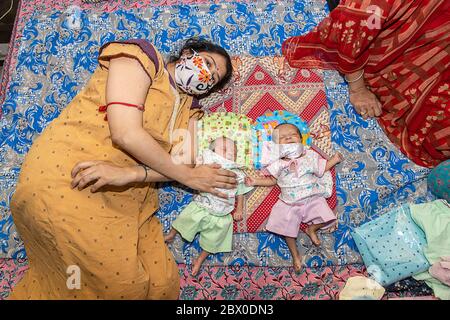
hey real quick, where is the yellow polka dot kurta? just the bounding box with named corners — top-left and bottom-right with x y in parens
top-left (9, 41), bottom-right (200, 299)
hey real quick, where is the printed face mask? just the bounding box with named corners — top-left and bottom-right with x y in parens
top-left (278, 143), bottom-right (304, 159)
top-left (175, 50), bottom-right (214, 95)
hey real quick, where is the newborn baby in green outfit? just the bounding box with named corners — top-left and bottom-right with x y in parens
top-left (164, 136), bottom-right (253, 276)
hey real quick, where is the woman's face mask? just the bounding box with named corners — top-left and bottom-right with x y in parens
top-left (278, 143), bottom-right (304, 159)
top-left (175, 50), bottom-right (214, 95)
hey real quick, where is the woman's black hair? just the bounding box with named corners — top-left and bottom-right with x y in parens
top-left (170, 38), bottom-right (233, 95)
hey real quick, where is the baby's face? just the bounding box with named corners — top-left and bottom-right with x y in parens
top-left (273, 124), bottom-right (301, 144)
top-left (214, 137), bottom-right (237, 162)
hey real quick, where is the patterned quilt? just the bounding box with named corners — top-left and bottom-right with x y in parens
top-left (0, 0), bottom-right (433, 270)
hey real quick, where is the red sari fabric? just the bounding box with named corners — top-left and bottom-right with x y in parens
top-left (282, 0), bottom-right (450, 168)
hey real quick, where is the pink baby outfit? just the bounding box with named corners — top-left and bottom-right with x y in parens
top-left (265, 147), bottom-right (336, 238)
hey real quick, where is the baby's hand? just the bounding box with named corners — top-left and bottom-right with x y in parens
top-left (245, 176), bottom-right (255, 186)
top-left (332, 152), bottom-right (344, 164)
top-left (233, 210), bottom-right (244, 221)
top-left (289, 161), bottom-right (297, 173)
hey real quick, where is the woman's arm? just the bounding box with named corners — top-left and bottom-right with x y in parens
top-left (71, 116), bottom-right (197, 192)
top-left (345, 70), bottom-right (366, 92)
top-left (100, 56), bottom-right (235, 197)
top-left (105, 57), bottom-right (189, 182)
top-left (71, 161), bottom-right (171, 192)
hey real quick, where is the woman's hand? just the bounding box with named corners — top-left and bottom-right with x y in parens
top-left (349, 86), bottom-right (383, 119)
top-left (183, 164), bottom-right (237, 198)
top-left (71, 161), bottom-right (138, 192)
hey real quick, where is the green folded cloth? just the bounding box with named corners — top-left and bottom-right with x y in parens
top-left (411, 200), bottom-right (450, 300)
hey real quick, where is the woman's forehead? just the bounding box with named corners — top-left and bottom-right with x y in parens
top-left (200, 52), bottom-right (227, 77)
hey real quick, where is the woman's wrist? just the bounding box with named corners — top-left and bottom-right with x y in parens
top-left (345, 70), bottom-right (366, 93)
top-left (131, 165), bottom-right (145, 183)
top-left (178, 165), bottom-right (195, 184)
top-left (157, 163), bottom-right (193, 185)
top-left (137, 164), bottom-right (149, 182)
top-left (348, 79), bottom-right (367, 93)
top-left (345, 70), bottom-right (364, 82)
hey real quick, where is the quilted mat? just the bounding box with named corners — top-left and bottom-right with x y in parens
top-left (0, 0), bottom-right (330, 260)
top-left (0, 0), bottom-right (433, 271)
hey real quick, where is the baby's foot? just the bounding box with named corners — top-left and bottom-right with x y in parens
top-left (305, 226), bottom-right (321, 246)
top-left (325, 221), bottom-right (338, 233)
top-left (191, 260), bottom-right (202, 277)
top-left (164, 232), bottom-right (176, 243)
top-left (292, 256), bottom-right (302, 274)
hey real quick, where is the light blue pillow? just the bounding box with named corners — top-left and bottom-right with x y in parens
top-left (351, 204), bottom-right (430, 286)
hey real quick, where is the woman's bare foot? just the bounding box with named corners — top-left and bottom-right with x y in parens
top-left (164, 229), bottom-right (177, 243)
top-left (305, 225), bottom-right (321, 246)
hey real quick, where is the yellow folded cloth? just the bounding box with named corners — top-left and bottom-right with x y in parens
top-left (339, 276), bottom-right (385, 300)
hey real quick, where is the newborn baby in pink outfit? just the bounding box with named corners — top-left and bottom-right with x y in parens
top-left (246, 123), bottom-right (343, 272)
